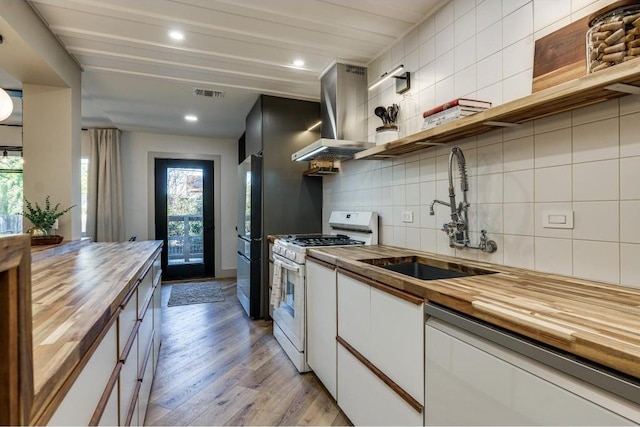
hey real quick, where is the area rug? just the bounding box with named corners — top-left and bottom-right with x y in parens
top-left (167, 281), bottom-right (225, 307)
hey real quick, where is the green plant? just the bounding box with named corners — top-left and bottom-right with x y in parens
top-left (22, 196), bottom-right (75, 231)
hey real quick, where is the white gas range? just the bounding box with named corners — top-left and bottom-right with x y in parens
top-left (271, 211), bottom-right (379, 372)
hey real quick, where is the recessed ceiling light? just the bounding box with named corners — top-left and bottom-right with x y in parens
top-left (185, 115), bottom-right (198, 122)
top-left (169, 30), bottom-right (185, 41)
top-left (293, 59), bottom-right (305, 67)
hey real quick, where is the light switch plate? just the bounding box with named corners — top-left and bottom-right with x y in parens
top-left (543, 210), bottom-right (573, 229)
top-left (401, 211), bottom-right (414, 223)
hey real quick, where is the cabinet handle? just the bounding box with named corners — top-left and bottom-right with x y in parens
top-left (338, 268), bottom-right (424, 305)
top-left (307, 256), bottom-right (336, 270)
top-left (120, 320), bottom-right (141, 363)
top-left (336, 336), bottom-right (423, 413)
top-left (88, 362), bottom-right (123, 426)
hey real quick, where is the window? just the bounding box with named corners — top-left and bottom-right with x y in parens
top-left (0, 149), bottom-right (23, 235)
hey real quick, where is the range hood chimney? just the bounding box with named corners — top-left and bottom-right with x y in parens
top-left (292, 63), bottom-right (374, 162)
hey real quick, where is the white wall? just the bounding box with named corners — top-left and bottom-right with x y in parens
top-left (120, 131), bottom-right (237, 276)
top-left (323, 0), bottom-right (640, 288)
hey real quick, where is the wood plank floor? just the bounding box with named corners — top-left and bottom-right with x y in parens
top-left (144, 279), bottom-right (351, 426)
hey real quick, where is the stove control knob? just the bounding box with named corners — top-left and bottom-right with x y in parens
top-left (286, 249), bottom-right (295, 259)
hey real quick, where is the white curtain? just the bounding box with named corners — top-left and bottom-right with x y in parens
top-left (87, 128), bottom-right (125, 242)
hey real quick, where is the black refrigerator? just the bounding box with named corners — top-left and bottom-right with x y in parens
top-left (237, 154), bottom-right (262, 318)
top-left (237, 95), bottom-right (322, 319)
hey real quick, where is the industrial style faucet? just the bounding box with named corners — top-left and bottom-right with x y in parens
top-left (429, 147), bottom-right (497, 253)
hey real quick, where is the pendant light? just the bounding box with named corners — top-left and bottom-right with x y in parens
top-left (0, 88), bottom-right (13, 121)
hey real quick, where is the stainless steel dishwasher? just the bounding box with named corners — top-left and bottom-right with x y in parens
top-left (425, 303), bottom-right (640, 426)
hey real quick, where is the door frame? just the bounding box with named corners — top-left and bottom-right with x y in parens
top-left (149, 151), bottom-right (224, 277)
top-left (154, 158), bottom-right (214, 279)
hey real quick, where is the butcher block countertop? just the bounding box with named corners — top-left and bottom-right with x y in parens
top-left (307, 245), bottom-right (640, 381)
top-left (30, 240), bottom-right (162, 423)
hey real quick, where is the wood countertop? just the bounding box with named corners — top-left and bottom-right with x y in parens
top-left (30, 240), bottom-right (162, 423)
top-left (307, 245), bottom-right (640, 381)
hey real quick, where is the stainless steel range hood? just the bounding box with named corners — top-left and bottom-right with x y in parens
top-left (292, 63), bottom-right (374, 161)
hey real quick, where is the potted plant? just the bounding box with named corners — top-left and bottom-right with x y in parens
top-left (22, 196), bottom-right (75, 243)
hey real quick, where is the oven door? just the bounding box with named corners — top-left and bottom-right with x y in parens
top-left (272, 253), bottom-right (306, 352)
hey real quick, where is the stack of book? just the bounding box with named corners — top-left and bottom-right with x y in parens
top-left (422, 98), bottom-right (491, 130)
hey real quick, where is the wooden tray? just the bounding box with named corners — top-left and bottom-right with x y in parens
top-left (31, 235), bottom-right (63, 246)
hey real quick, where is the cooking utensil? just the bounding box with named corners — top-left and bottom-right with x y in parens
top-left (374, 106), bottom-right (387, 125)
top-left (387, 104), bottom-right (399, 124)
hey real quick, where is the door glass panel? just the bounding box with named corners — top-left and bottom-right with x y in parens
top-left (167, 167), bottom-right (203, 265)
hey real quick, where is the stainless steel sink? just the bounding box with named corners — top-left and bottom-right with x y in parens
top-left (359, 255), bottom-right (496, 281)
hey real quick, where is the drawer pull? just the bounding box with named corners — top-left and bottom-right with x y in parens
top-left (337, 336), bottom-right (423, 413)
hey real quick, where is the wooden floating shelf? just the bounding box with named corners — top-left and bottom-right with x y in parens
top-left (303, 166), bottom-right (340, 176)
top-left (355, 59), bottom-right (640, 160)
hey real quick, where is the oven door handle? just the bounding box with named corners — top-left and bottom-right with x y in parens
top-left (273, 255), bottom-right (301, 273)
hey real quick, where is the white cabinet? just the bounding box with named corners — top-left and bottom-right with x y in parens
top-left (306, 259), bottom-right (337, 399)
top-left (47, 320), bottom-right (118, 426)
top-left (425, 317), bottom-right (639, 426)
top-left (338, 344), bottom-right (423, 426)
top-left (47, 251), bottom-right (162, 427)
top-left (336, 270), bottom-right (425, 426)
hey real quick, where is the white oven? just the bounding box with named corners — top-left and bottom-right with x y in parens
top-left (271, 252), bottom-right (307, 370)
top-left (271, 211), bottom-right (379, 373)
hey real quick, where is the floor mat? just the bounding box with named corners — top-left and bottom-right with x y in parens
top-left (167, 281), bottom-right (225, 307)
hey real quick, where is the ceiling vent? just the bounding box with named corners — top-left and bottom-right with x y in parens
top-left (193, 88), bottom-right (225, 98)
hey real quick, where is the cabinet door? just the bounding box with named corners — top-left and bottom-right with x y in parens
top-left (47, 322), bottom-right (118, 426)
top-left (306, 260), bottom-right (337, 399)
top-left (338, 344), bottom-right (423, 426)
top-left (425, 321), bottom-right (636, 426)
top-left (120, 333), bottom-right (139, 425)
top-left (153, 284), bottom-right (162, 372)
top-left (370, 287), bottom-right (424, 404)
top-left (245, 96), bottom-right (263, 156)
top-left (337, 272), bottom-right (371, 355)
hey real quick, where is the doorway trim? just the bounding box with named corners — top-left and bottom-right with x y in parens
top-left (147, 152), bottom-right (227, 278)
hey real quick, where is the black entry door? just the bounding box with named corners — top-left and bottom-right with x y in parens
top-left (154, 158), bottom-right (215, 280)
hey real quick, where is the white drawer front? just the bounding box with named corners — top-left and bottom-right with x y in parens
top-left (370, 287), bottom-right (424, 404)
top-left (337, 344), bottom-right (423, 426)
top-left (337, 272), bottom-right (371, 356)
top-left (48, 321), bottom-right (118, 426)
top-left (119, 289), bottom-right (138, 357)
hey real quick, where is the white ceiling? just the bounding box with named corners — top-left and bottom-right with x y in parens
top-left (6, 0), bottom-right (444, 139)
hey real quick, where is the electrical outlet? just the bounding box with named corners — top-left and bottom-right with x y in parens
top-left (401, 211), bottom-right (413, 223)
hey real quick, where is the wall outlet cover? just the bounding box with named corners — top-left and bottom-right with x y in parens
top-left (401, 211), bottom-right (413, 223)
top-left (542, 210), bottom-right (573, 229)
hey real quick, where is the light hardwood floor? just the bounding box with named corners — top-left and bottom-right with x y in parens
top-left (144, 279), bottom-right (350, 426)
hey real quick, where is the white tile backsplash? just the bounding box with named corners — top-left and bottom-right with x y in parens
top-left (504, 170), bottom-right (534, 203)
top-left (535, 165), bottom-right (572, 202)
top-left (620, 243), bottom-right (640, 288)
top-left (503, 136), bottom-right (534, 171)
top-left (502, 2), bottom-right (533, 47)
top-left (534, 128), bottom-right (572, 168)
top-left (573, 240), bottom-right (619, 284)
top-left (572, 118), bottom-right (619, 163)
top-left (477, 21), bottom-right (503, 60)
top-left (620, 201), bottom-right (640, 244)
top-left (323, 0), bottom-right (639, 288)
top-left (534, 237), bottom-right (572, 276)
top-left (503, 235), bottom-right (534, 269)
top-left (503, 203), bottom-right (534, 235)
top-left (477, 0), bottom-right (502, 31)
top-left (572, 201), bottom-right (619, 242)
top-left (533, 0), bottom-right (571, 31)
top-left (620, 156), bottom-right (640, 200)
top-left (572, 159), bottom-right (618, 202)
top-left (620, 112), bottom-right (640, 158)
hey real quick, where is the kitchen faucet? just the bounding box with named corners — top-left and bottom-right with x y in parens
top-left (430, 147), bottom-right (497, 253)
